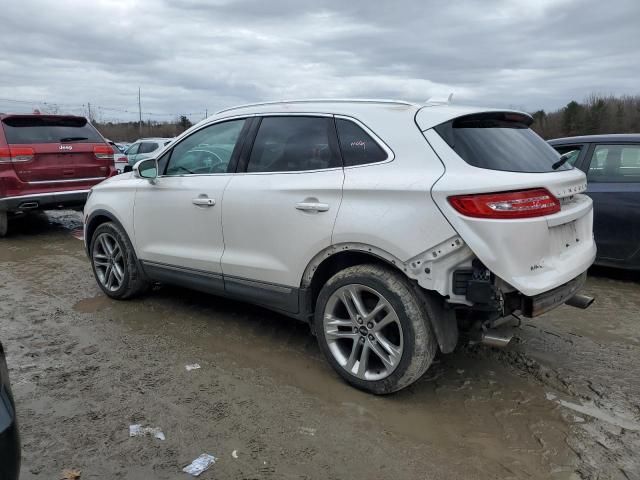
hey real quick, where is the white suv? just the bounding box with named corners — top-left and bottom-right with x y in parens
top-left (83, 99), bottom-right (596, 394)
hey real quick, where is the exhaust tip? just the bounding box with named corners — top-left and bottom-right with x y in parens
top-left (480, 332), bottom-right (513, 348)
top-left (18, 201), bottom-right (39, 210)
top-left (565, 294), bottom-right (594, 310)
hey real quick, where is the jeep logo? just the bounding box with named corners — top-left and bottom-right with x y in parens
top-left (59, 145), bottom-right (73, 151)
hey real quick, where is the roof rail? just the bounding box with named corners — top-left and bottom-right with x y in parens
top-left (215, 98), bottom-right (418, 115)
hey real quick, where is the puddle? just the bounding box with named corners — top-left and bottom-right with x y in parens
top-left (73, 295), bottom-right (112, 313)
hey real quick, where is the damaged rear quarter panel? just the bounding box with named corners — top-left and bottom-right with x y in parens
top-left (331, 111), bottom-right (459, 279)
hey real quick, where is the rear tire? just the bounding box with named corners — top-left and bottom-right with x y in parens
top-left (314, 264), bottom-right (437, 394)
top-left (90, 222), bottom-right (149, 299)
top-left (0, 211), bottom-right (7, 237)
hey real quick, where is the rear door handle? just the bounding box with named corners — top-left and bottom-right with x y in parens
top-left (295, 202), bottom-right (329, 212)
top-left (192, 198), bottom-right (216, 207)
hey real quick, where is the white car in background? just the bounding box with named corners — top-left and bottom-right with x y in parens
top-left (125, 138), bottom-right (173, 167)
top-left (105, 140), bottom-right (129, 173)
top-left (83, 99), bottom-right (596, 394)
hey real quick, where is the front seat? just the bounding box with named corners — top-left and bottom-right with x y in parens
top-left (603, 147), bottom-right (622, 180)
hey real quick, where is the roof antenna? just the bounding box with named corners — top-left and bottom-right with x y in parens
top-left (425, 93), bottom-right (453, 105)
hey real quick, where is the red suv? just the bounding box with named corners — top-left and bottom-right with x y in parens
top-left (0, 114), bottom-right (116, 236)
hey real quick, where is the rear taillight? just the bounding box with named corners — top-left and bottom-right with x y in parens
top-left (0, 147), bottom-right (35, 164)
top-left (94, 145), bottom-right (114, 161)
top-left (448, 188), bottom-right (561, 219)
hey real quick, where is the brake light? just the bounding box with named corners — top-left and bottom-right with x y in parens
top-left (0, 147), bottom-right (35, 164)
top-left (448, 188), bottom-right (561, 219)
top-left (93, 145), bottom-right (114, 161)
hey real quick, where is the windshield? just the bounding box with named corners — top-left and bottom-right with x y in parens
top-left (435, 112), bottom-right (570, 173)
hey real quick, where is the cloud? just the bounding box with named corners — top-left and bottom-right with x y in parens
top-left (0, 0), bottom-right (638, 122)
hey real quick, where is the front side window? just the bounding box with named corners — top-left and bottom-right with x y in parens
top-left (335, 118), bottom-right (388, 166)
top-left (588, 144), bottom-right (640, 182)
top-left (435, 112), bottom-right (570, 173)
top-left (247, 116), bottom-right (340, 172)
top-left (165, 119), bottom-right (245, 176)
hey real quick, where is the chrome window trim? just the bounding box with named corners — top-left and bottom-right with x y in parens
top-left (157, 114), bottom-right (252, 178)
top-left (333, 114), bottom-right (395, 169)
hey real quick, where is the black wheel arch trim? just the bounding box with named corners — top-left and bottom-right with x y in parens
top-left (85, 209), bottom-right (132, 257)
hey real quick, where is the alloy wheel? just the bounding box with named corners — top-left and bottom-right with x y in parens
top-left (92, 233), bottom-right (125, 292)
top-left (323, 284), bottom-right (404, 381)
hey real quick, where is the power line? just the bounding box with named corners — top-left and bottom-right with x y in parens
top-left (0, 96), bottom-right (206, 118)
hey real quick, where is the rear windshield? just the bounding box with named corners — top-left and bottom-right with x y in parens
top-left (1, 116), bottom-right (103, 144)
top-left (434, 112), bottom-right (570, 173)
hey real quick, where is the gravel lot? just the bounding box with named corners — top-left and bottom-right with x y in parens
top-left (1, 211), bottom-right (639, 479)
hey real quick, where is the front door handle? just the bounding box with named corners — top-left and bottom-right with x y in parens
top-left (192, 197), bottom-right (216, 207)
top-left (295, 201), bottom-right (329, 212)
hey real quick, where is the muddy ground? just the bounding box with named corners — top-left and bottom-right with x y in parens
top-left (1, 211), bottom-right (639, 480)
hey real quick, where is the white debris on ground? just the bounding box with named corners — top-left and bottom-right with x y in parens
top-left (183, 454), bottom-right (217, 476)
top-left (129, 424), bottom-right (166, 441)
top-left (299, 427), bottom-right (316, 436)
top-left (558, 399), bottom-right (640, 431)
top-left (185, 363), bottom-right (201, 371)
top-left (231, 450), bottom-right (238, 459)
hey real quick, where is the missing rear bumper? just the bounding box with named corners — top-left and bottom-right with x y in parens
top-left (518, 272), bottom-right (588, 317)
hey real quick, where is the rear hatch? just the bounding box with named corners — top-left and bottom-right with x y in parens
top-left (1, 115), bottom-right (112, 183)
top-left (420, 110), bottom-right (596, 297)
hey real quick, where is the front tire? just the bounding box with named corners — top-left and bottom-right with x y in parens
top-left (315, 264), bottom-right (437, 394)
top-left (90, 222), bottom-right (149, 299)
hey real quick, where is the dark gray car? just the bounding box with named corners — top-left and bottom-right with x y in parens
top-left (549, 134), bottom-right (640, 269)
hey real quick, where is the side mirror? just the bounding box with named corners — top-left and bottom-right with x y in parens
top-left (133, 158), bottom-right (158, 182)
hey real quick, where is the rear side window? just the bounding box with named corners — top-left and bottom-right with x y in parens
top-left (435, 112), bottom-right (569, 173)
top-left (1, 116), bottom-right (103, 144)
top-left (587, 144), bottom-right (640, 182)
top-left (335, 118), bottom-right (388, 166)
top-left (247, 116), bottom-right (340, 172)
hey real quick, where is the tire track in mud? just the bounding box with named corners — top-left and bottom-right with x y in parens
top-left (466, 314), bottom-right (640, 480)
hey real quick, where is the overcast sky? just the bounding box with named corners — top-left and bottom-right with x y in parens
top-left (0, 0), bottom-right (638, 122)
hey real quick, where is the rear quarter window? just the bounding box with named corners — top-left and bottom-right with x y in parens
top-left (1, 116), bottom-right (103, 144)
top-left (335, 118), bottom-right (388, 166)
top-left (435, 112), bottom-right (569, 173)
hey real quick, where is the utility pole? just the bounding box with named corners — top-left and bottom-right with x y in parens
top-left (138, 87), bottom-right (142, 137)
top-left (205, 108), bottom-right (208, 119)
top-left (87, 102), bottom-right (92, 122)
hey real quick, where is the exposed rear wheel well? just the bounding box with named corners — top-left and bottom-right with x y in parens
top-left (305, 250), bottom-right (457, 353)
top-left (306, 251), bottom-right (403, 316)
